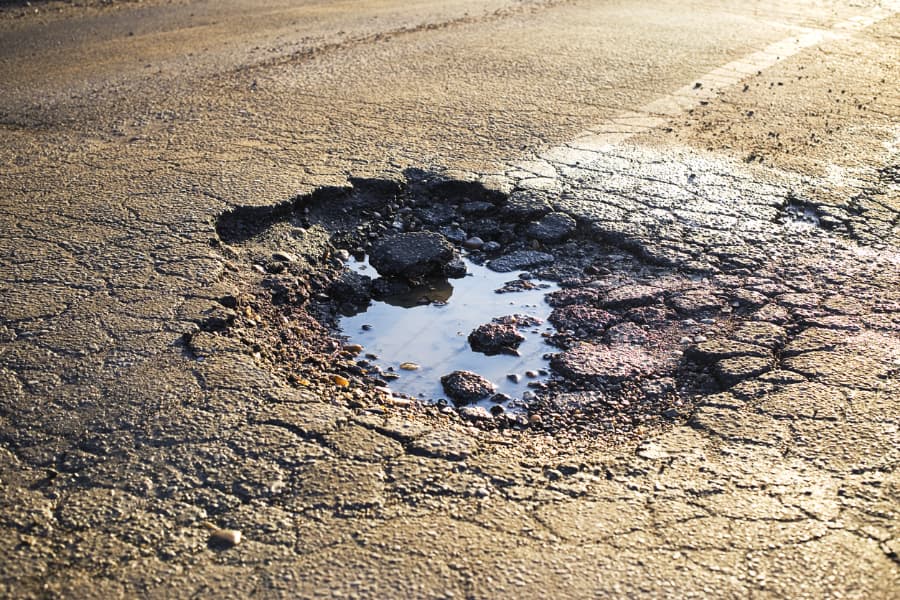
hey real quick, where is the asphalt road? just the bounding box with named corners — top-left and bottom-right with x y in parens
top-left (1, 0), bottom-right (898, 597)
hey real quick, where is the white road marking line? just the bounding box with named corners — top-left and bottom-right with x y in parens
top-left (510, 2), bottom-right (899, 180)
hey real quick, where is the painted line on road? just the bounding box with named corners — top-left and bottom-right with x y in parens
top-left (511, 2), bottom-right (899, 181)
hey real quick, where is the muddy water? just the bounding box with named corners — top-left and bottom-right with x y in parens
top-left (340, 257), bottom-right (559, 405)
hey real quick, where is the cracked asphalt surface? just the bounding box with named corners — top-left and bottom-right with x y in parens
top-left (1, 0), bottom-right (898, 597)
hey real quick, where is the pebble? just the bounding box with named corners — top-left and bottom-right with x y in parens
top-left (332, 375), bottom-right (350, 387)
top-left (545, 468), bottom-right (563, 481)
top-left (525, 370), bottom-right (538, 378)
top-left (463, 237), bottom-right (485, 250)
top-left (335, 249), bottom-right (351, 262)
top-left (272, 250), bottom-right (297, 263)
top-left (507, 373), bottom-right (521, 383)
top-left (693, 335), bottom-right (708, 343)
top-left (208, 528), bottom-right (242, 548)
top-left (399, 362), bottom-right (420, 371)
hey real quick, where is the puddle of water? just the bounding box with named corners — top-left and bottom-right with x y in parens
top-left (340, 257), bottom-right (559, 407)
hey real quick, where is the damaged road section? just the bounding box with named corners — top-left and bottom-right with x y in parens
top-left (195, 149), bottom-right (900, 443)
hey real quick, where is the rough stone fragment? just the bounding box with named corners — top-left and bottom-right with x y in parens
top-left (440, 370), bottom-right (496, 404)
top-left (468, 323), bottom-right (525, 355)
top-left (487, 250), bottom-right (555, 273)
top-left (458, 405), bottom-right (493, 421)
top-left (369, 232), bottom-right (456, 278)
top-left (327, 270), bottom-right (373, 305)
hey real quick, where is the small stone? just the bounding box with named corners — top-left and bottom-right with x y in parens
top-left (342, 344), bottom-right (363, 355)
top-left (335, 249), bottom-right (351, 262)
top-left (528, 414), bottom-right (543, 426)
top-left (468, 322), bottom-right (525, 355)
top-left (459, 405), bottom-right (492, 421)
top-left (525, 370), bottom-right (538, 378)
top-left (208, 528), bottom-right (241, 549)
top-left (440, 370), bottom-right (496, 405)
top-left (463, 237), bottom-right (485, 250)
top-left (386, 396), bottom-right (412, 407)
top-left (474, 487), bottom-right (490, 498)
top-left (506, 373), bottom-right (521, 383)
top-left (662, 408), bottom-right (680, 419)
top-left (272, 250), bottom-right (297, 262)
top-left (332, 375), bottom-right (350, 387)
top-left (399, 362), bottom-right (420, 370)
top-left (482, 241), bottom-right (502, 253)
top-left (545, 468), bottom-right (563, 481)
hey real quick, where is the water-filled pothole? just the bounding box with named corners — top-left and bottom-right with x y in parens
top-left (339, 257), bottom-right (558, 408)
top-left (208, 170), bottom-right (771, 437)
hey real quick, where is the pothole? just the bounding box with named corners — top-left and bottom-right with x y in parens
top-left (205, 169), bottom-right (774, 440)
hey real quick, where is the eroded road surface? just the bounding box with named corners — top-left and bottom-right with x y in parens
top-left (1, 0), bottom-right (899, 597)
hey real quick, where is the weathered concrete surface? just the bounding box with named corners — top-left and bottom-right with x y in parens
top-left (1, 0), bottom-right (898, 598)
